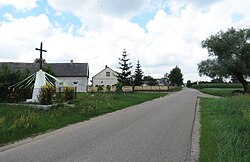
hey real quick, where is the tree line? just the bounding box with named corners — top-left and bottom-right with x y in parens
top-left (116, 49), bottom-right (184, 87)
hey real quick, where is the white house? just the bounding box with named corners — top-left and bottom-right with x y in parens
top-left (92, 65), bottom-right (118, 87)
top-left (0, 60), bottom-right (89, 92)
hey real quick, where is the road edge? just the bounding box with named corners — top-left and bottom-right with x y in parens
top-left (189, 97), bottom-right (201, 162)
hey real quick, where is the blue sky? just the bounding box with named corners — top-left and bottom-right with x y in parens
top-left (0, 0), bottom-right (249, 82)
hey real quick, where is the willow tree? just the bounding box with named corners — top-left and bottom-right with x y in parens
top-left (198, 27), bottom-right (250, 93)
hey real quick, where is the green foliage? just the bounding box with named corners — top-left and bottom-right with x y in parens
top-left (117, 49), bottom-right (132, 86)
top-left (168, 66), bottom-right (183, 86)
top-left (97, 85), bottom-right (104, 92)
top-left (0, 64), bottom-right (32, 102)
top-left (56, 86), bottom-right (75, 102)
top-left (38, 85), bottom-right (56, 105)
top-left (0, 93), bottom-right (165, 146)
top-left (7, 88), bottom-right (32, 103)
top-left (43, 65), bottom-right (56, 76)
top-left (186, 80), bottom-right (192, 87)
top-left (106, 85), bottom-right (111, 92)
top-left (200, 96), bottom-right (250, 161)
top-left (64, 86), bottom-right (75, 101)
top-left (198, 27), bottom-right (250, 93)
top-left (134, 60), bottom-right (143, 86)
top-left (143, 75), bottom-right (157, 86)
top-left (115, 82), bottom-right (123, 93)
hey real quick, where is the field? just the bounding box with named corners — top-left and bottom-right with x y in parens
top-left (199, 95), bottom-right (250, 161)
top-left (192, 83), bottom-right (243, 89)
top-left (191, 83), bottom-right (244, 97)
top-left (199, 88), bottom-right (243, 97)
top-left (0, 93), bottom-right (165, 147)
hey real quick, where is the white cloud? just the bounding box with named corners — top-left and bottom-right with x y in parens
top-left (0, 0), bottom-right (39, 11)
top-left (0, 14), bottom-right (53, 62)
top-left (1, 0), bottom-right (250, 83)
top-left (48, 0), bottom-right (149, 18)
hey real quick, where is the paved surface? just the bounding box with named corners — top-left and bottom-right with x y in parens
top-left (0, 88), bottom-right (199, 162)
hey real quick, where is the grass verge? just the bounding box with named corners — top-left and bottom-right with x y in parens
top-left (0, 93), bottom-right (165, 147)
top-left (199, 95), bottom-right (250, 161)
top-left (168, 86), bottom-right (182, 92)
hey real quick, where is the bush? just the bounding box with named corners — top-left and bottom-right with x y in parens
top-left (97, 85), bottom-right (103, 92)
top-left (64, 86), bottom-right (75, 101)
top-left (115, 82), bottom-right (123, 93)
top-left (7, 88), bottom-right (32, 103)
top-left (56, 86), bottom-right (75, 102)
top-left (106, 85), bottom-right (111, 92)
top-left (38, 85), bottom-right (55, 105)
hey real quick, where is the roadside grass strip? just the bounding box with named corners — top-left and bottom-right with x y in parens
top-left (199, 95), bottom-right (250, 162)
top-left (0, 93), bottom-right (165, 147)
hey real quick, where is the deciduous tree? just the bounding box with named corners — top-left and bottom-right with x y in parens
top-left (168, 66), bottom-right (183, 86)
top-left (198, 27), bottom-right (250, 93)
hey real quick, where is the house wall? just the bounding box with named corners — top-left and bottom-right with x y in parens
top-left (57, 76), bottom-right (88, 92)
top-left (92, 68), bottom-right (118, 87)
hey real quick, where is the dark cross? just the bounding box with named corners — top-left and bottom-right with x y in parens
top-left (35, 42), bottom-right (47, 69)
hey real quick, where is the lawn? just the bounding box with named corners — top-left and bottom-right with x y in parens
top-left (0, 93), bottom-right (166, 147)
top-left (199, 95), bottom-right (250, 161)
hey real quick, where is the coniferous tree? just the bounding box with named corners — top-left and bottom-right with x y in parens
top-left (117, 49), bottom-right (132, 86)
top-left (134, 60), bottom-right (143, 86)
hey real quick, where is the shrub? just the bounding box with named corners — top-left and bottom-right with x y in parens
top-left (56, 86), bottom-right (75, 102)
top-left (38, 85), bottom-right (55, 105)
top-left (7, 88), bottom-right (32, 103)
top-left (115, 82), bottom-right (123, 93)
top-left (64, 86), bottom-right (75, 101)
top-left (106, 85), bottom-right (111, 92)
top-left (97, 85), bottom-right (103, 92)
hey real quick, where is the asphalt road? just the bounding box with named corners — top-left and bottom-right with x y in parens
top-left (0, 88), bottom-right (198, 162)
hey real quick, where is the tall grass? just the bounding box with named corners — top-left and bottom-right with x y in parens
top-left (0, 93), bottom-right (165, 147)
top-left (200, 95), bottom-right (250, 161)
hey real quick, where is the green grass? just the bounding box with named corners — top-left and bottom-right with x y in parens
top-left (168, 86), bottom-right (183, 92)
top-left (199, 88), bottom-right (243, 97)
top-left (192, 83), bottom-right (243, 89)
top-left (0, 93), bottom-right (165, 147)
top-left (199, 96), bottom-right (250, 162)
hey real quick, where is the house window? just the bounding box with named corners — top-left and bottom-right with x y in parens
top-left (106, 72), bottom-right (110, 77)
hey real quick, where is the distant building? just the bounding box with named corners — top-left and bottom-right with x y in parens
top-left (0, 60), bottom-right (89, 92)
top-left (92, 65), bottom-right (118, 87)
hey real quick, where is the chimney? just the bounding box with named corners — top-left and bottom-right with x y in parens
top-left (70, 60), bottom-right (73, 64)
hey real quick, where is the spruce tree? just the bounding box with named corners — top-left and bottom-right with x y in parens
top-left (134, 60), bottom-right (143, 86)
top-left (117, 49), bottom-right (132, 86)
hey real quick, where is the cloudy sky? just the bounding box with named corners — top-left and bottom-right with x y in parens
top-left (0, 0), bottom-right (249, 82)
